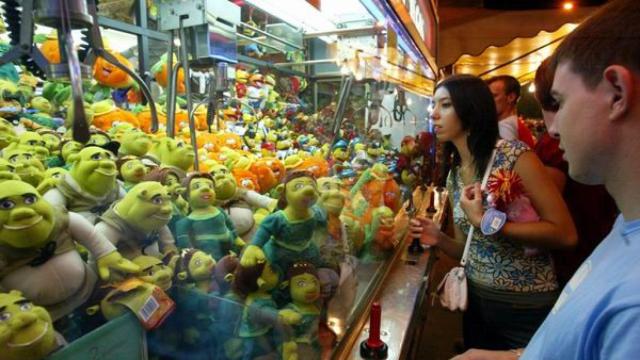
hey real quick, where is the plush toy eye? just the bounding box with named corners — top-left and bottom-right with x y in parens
top-left (193, 183), bottom-right (200, 190)
top-left (8, 155), bottom-right (18, 163)
top-left (176, 142), bottom-right (184, 148)
top-left (0, 312), bottom-right (10, 322)
top-left (24, 154), bottom-right (32, 160)
top-left (297, 280), bottom-right (306, 287)
top-left (91, 153), bottom-right (101, 160)
top-left (294, 183), bottom-right (304, 190)
top-left (23, 195), bottom-right (37, 205)
top-left (194, 259), bottom-right (202, 266)
top-left (19, 303), bottom-right (32, 311)
top-left (0, 199), bottom-right (15, 209)
top-left (151, 195), bottom-right (164, 205)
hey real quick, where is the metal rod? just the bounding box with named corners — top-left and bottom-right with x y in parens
top-left (166, 29), bottom-right (176, 138)
top-left (179, 17), bottom-right (199, 172)
top-left (476, 36), bottom-right (566, 78)
top-left (274, 58), bottom-right (337, 67)
top-left (303, 25), bottom-right (381, 39)
top-left (238, 22), bottom-right (303, 50)
top-left (326, 74), bottom-right (354, 159)
top-left (237, 33), bottom-right (286, 53)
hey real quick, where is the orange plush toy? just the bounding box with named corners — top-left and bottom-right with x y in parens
top-left (232, 168), bottom-right (260, 192)
top-left (216, 133), bottom-right (243, 151)
top-left (151, 53), bottom-right (186, 94)
top-left (93, 50), bottom-right (134, 88)
top-left (250, 161), bottom-right (278, 194)
top-left (297, 157), bottom-right (330, 179)
top-left (254, 157), bottom-right (285, 183)
top-left (39, 31), bottom-right (61, 64)
top-left (136, 105), bottom-right (167, 133)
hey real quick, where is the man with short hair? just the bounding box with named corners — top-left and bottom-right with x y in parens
top-left (487, 75), bottom-right (536, 147)
top-left (450, 0), bottom-right (640, 358)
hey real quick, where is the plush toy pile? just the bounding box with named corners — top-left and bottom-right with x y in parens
top-left (0, 33), bottom-right (426, 359)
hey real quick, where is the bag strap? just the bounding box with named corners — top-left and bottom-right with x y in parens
top-left (460, 147), bottom-right (498, 267)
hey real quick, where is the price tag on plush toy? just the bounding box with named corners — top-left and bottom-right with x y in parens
top-left (113, 279), bottom-right (176, 330)
top-left (481, 208), bottom-right (507, 236)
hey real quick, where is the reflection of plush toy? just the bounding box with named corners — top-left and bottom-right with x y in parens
top-left (211, 254), bottom-right (244, 359)
top-left (0, 181), bottom-right (138, 320)
top-left (44, 146), bottom-right (124, 224)
top-left (235, 248), bottom-right (301, 360)
top-left (282, 262), bottom-right (321, 360)
top-left (361, 206), bottom-right (395, 261)
top-left (173, 248), bottom-right (216, 292)
top-left (176, 173), bottom-right (244, 260)
top-left (117, 156), bottom-right (148, 192)
top-left (210, 164), bottom-right (277, 242)
top-left (95, 181), bottom-right (177, 259)
top-left (0, 290), bottom-right (62, 360)
top-left (315, 177), bottom-right (350, 271)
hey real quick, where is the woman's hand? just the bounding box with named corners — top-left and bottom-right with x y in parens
top-left (408, 216), bottom-right (442, 247)
top-left (460, 183), bottom-right (484, 227)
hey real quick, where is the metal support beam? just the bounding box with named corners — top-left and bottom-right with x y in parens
top-left (238, 22), bottom-right (304, 51)
top-left (98, 15), bottom-right (170, 41)
top-left (303, 25), bottom-right (382, 39)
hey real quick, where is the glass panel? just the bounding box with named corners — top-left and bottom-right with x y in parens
top-left (97, 0), bottom-right (137, 25)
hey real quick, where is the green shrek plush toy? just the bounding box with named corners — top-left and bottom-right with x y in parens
top-left (209, 163), bottom-right (277, 243)
top-left (116, 156), bottom-right (148, 192)
top-left (36, 129), bottom-right (64, 168)
top-left (242, 171), bottom-right (338, 299)
top-left (235, 247), bottom-right (301, 360)
top-left (0, 159), bottom-right (20, 182)
top-left (281, 262), bottom-right (322, 360)
top-left (0, 180), bottom-right (139, 320)
top-left (315, 177), bottom-right (352, 271)
top-left (0, 290), bottom-right (63, 360)
top-left (176, 173), bottom-right (245, 261)
top-left (0, 117), bottom-right (16, 150)
top-left (95, 181), bottom-right (178, 260)
top-left (148, 137), bottom-right (195, 179)
top-left (116, 126), bottom-right (152, 157)
top-left (2, 146), bottom-right (45, 188)
top-left (43, 146), bottom-right (124, 224)
top-left (36, 167), bottom-right (68, 195)
top-left (13, 131), bottom-right (50, 162)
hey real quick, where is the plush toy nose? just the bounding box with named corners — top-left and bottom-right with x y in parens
top-left (10, 208), bottom-right (39, 222)
top-left (11, 312), bottom-right (37, 330)
top-left (100, 161), bottom-right (116, 170)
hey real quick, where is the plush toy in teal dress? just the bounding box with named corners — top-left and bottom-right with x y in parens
top-left (175, 173), bottom-right (245, 260)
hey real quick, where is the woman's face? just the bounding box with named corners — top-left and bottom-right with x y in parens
top-left (432, 87), bottom-right (464, 142)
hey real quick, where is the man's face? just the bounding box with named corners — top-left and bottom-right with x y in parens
top-left (489, 80), bottom-right (512, 119)
top-left (551, 62), bottom-right (613, 185)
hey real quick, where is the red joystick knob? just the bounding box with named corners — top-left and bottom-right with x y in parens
top-left (360, 302), bottom-right (388, 359)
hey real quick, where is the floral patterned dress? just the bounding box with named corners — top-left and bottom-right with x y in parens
top-left (447, 140), bottom-right (559, 293)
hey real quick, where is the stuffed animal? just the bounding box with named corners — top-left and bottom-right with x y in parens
top-left (14, 132), bottom-right (49, 162)
top-left (2, 146), bottom-right (45, 188)
top-left (95, 181), bottom-right (177, 260)
top-left (0, 117), bottom-right (16, 150)
top-left (360, 206), bottom-right (396, 261)
top-left (44, 146), bottom-right (124, 224)
top-left (0, 159), bottom-right (20, 182)
top-left (235, 247), bottom-right (301, 360)
top-left (116, 156), bottom-right (148, 192)
top-left (211, 254), bottom-right (244, 360)
top-left (282, 262), bottom-right (322, 360)
top-left (0, 290), bottom-right (62, 360)
top-left (36, 167), bottom-right (67, 195)
top-left (148, 137), bottom-right (195, 179)
top-left (175, 173), bottom-right (245, 260)
top-left (0, 180), bottom-right (139, 320)
top-left (151, 53), bottom-right (185, 94)
top-left (315, 177), bottom-right (351, 271)
top-left (209, 164), bottom-right (277, 243)
top-left (142, 167), bottom-right (189, 238)
top-left (242, 171), bottom-right (335, 291)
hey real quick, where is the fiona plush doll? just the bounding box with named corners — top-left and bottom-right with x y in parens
top-left (175, 173), bottom-right (245, 260)
top-left (235, 248), bottom-right (301, 360)
top-left (242, 171), bottom-right (339, 299)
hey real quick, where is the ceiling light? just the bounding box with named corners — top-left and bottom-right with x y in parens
top-left (562, 2), bottom-right (575, 11)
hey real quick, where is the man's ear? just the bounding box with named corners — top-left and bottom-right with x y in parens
top-left (603, 65), bottom-right (634, 122)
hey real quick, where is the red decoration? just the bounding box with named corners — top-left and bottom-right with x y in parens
top-left (486, 169), bottom-right (526, 211)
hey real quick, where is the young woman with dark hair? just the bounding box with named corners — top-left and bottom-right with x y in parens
top-left (409, 74), bottom-right (577, 350)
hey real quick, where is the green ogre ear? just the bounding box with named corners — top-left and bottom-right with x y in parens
top-left (67, 152), bottom-right (80, 165)
top-left (279, 280), bottom-right (289, 290)
top-left (177, 271), bottom-right (188, 281)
